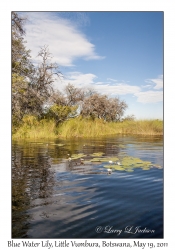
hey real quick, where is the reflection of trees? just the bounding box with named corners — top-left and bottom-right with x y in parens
top-left (12, 143), bottom-right (55, 238)
top-left (80, 142), bottom-right (121, 158)
top-left (12, 136), bottom-right (163, 237)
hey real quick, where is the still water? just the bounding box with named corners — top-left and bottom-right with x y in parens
top-left (12, 135), bottom-right (163, 238)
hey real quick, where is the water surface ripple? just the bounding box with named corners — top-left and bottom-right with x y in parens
top-left (12, 136), bottom-right (163, 238)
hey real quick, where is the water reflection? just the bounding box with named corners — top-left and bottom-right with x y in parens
top-left (12, 136), bottom-right (163, 238)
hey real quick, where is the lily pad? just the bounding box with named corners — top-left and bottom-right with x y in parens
top-left (119, 144), bottom-right (127, 148)
top-left (90, 158), bottom-right (105, 162)
top-left (154, 164), bottom-right (163, 169)
top-left (90, 152), bottom-right (105, 157)
top-left (104, 165), bottom-right (125, 171)
top-left (51, 143), bottom-right (64, 146)
top-left (125, 169), bottom-right (134, 172)
top-left (102, 156), bottom-right (154, 172)
top-left (71, 153), bottom-right (86, 159)
top-left (90, 157), bottom-right (119, 162)
top-left (121, 156), bottom-right (152, 171)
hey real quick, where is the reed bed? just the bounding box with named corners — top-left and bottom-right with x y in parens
top-left (59, 118), bottom-right (163, 138)
top-left (12, 116), bottom-right (163, 139)
top-left (12, 118), bottom-right (58, 139)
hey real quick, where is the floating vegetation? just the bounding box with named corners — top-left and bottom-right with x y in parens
top-left (104, 165), bottom-right (125, 171)
top-left (90, 157), bottom-right (119, 162)
top-left (103, 156), bottom-right (159, 172)
top-left (90, 152), bottom-right (105, 157)
top-left (119, 144), bottom-right (127, 148)
top-left (63, 148), bottom-right (162, 172)
top-left (154, 164), bottom-right (163, 169)
top-left (51, 143), bottom-right (65, 146)
top-left (70, 153), bottom-right (86, 160)
top-left (90, 158), bottom-right (105, 162)
top-left (83, 144), bottom-right (95, 147)
top-left (121, 156), bottom-right (152, 169)
top-left (111, 144), bottom-right (126, 148)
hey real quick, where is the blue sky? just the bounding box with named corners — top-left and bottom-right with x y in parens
top-left (21, 11), bottom-right (163, 119)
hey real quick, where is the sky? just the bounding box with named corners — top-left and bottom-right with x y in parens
top-left (20, 11), bottom-right (163, 119)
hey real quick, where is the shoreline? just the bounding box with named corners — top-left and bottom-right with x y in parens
top-left (12, 118), bottom-right (163, 140)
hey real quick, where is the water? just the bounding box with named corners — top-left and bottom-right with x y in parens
top-left (12, 135), bottom-right (163, 238)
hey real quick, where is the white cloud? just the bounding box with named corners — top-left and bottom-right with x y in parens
top-left (145, 75), bottom-right (163, 89)
top-left (55, 72), bottom-right (163, 104)
top-left (141, 84), bottom-right (152, 89)
top-left (134, 90), bottom-right (163, 103)
top-left (64, 72), bottom-right (97, 86)
top-left (55, 71), bottom-right (141, 96)
top-left (53, 72), bottom-right (97, 92)
top-left (94, 83), bottom-right (141, 96)
top-left (23, 12), bottom-right (104, 66)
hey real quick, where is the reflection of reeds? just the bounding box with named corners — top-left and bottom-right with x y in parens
top-left (12, 116), bottom-right (163, 139)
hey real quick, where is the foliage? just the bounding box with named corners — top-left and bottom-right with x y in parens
top-left (58, 117), bottom-right (163, 138)
top-left (12, 12), bottom-right (33, 77)
top-left (81, 93), bottom-right (128, 121)
top-left (104, 156), bottom-right (158, 171)
top-left (12, 12), bottom-right (34, 127)
top-left (12, 12), bottom-right (62, 127)
top-left (50, 90), bottom-right (67, 106)
top-left (32, 45), bottom-right (61, 100)
top-left (12, 117), bottom-right (163, 139)
top-left (45, 104), bottom-right (77, 125)
top-left (12, 12), bottom-right (163, 140)
top-left (12, 115), bottom-right (58, 139)
top-left (70, 153), bottom-right (86, 160)
top-left (122, 114), bottom-right (135, 121)
top-left (64, 83), bottom-right (85, 106)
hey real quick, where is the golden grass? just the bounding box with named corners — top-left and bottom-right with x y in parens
top-left (58, 117), bottom-right (163, 138)
top-left (12, 116), bottom-right (163, 139)
top-left (12, 118), bottom-right (58, 139)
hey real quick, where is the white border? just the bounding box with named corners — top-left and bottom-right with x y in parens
top-left (1, 0), bottom-right (174, 249)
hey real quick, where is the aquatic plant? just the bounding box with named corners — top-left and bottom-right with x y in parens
top-left (70, 153), bottom-right (86, 160)
top-left (51, 143), bottom-right (64, 146)
top-left (90, 152), bottom-right (105, 157)
top-left (90, 157), bottom-right (119, 162)
top-left (103, 156), bottom-right (157, 172)
top-left (104, 165), bottom-right (125, 171)
top-left (13, 117), bottom-right (163, 139)
top-left (58, 117), bottom-right (163, 138)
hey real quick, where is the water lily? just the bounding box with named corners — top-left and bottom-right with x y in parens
top-left (107, 168), bottom-right (112, 174)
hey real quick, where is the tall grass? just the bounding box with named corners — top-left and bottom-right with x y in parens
top-left (116, 119), bottom-right (163, 136)
top-left (58, 117), bottom-right (163, 138)
top-left (12, 115), bottom-right (163, 139)
top-left (12, 115), bottom-right (59, 139)
top-left (58, 117), bottom-right (118, 138)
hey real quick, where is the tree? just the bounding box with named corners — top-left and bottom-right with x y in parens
top-left (12, 12), bottom-right (62, 126)
top-left (25, 45), bottom-right (62, 117)
top-left (33, 45), bottom-right (61, 99)
top-left (64, 83), bottom-right (85, 106)
top-left (12, 12), bottom-right (34, 127)
top-left (45, 104), bottom-right (77, 125)
top-left (122, 114), bottom-right (135, 121)
top-left (12, 12), bottom-right (33, 77)
top-left (49, 90), bottom-right (67, 106)
top-left (81, 93), bottom-right (128, 121)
